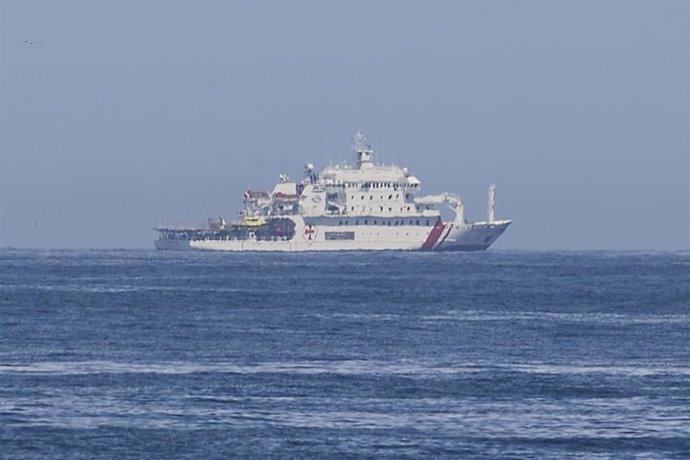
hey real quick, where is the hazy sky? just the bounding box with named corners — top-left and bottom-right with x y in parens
top-left (1, 0), bottom-right (688, 249)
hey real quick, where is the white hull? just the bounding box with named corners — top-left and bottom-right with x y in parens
top-left (437, 220), bottom-right (512, 251)
top-left (155, 219), bottom-right (511, 252)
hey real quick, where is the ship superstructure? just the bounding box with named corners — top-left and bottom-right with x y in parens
top-left (155, 133), bottom-right (511, 251)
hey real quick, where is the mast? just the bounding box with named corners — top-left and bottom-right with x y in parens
top-left (454, 197), bottom-right (466, 226)
top-left (488, 184), bottom-right (496, 224)
top-left (353, 132), bottom-right (374, 169)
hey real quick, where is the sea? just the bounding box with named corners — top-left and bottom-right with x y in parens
top-left (1, 249), bottom-right (689, 458)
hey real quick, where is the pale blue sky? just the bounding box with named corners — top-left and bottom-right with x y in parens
top-left (1, 0), bottom-right (688, 249)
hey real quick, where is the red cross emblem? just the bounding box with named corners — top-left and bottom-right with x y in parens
top-left (303, 224), bottom-right (316, 241)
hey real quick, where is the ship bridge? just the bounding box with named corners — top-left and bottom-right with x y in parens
top-left (320, 132), bottom-right (422, 190)
top-left (299, 132), bottom-right (429, 217)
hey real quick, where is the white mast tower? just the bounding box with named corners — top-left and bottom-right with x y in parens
top-left (488, 184), bottom-right (496, 224)
top-left (353, 132), bottom-right (374, 169)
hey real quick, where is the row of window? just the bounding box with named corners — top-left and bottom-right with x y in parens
top-left (350, 205), bottom-right (413, 212)
top-left (335, 182), bottom-right (419, 189)
top-left (356, 193), bottom-right (409, 201)
top-left (361, 182), bottom-right (419, 189)
top-left (336, 219), bottom-right (431, 226)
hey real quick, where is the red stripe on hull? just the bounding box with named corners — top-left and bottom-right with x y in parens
top-left (421, 219), bottom-right (446, 251)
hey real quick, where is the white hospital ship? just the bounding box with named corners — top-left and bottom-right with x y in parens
top-left (155, 133), bottom-right (511, 251)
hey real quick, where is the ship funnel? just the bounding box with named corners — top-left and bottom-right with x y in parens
top-left (487, 184), bottom-right (496, 224)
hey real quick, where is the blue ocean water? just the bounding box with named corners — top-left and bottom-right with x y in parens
top-left (0, 249), bottom-right (689, 458)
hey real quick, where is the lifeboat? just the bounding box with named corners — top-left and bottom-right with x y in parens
top-left (233, 216), bottom-right (267, 227)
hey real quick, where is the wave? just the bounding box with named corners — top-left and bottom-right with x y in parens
top-left (3, 392), bottom-right (689, 437)
top-left (2, 360), bottom-right (688, 377)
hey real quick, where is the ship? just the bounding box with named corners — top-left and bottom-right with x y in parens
top-left (155, 133), bottom-right (512, 251)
